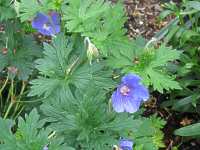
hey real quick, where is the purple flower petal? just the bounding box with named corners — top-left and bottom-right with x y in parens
top-left (50, 12), bottom-right (60, 25)
top-left (32, 12), bottom-right (61, 36)
top-left (123, 97), bottom-right (141, 113)
top-left (121, 73), bottom-right (141, 88)
top-left (37, 28), bottom-right (52, 36)
top-left (112, 91), bottom-right (124, 112)
top-left (32, 13), bottom-right (49, 29)
top-left (111, 73), bottom-right (149, 113)
top-left (133, 84), bottom-right (149, 101)
top-left (119, 139), bottom-right (133, 150)
top-left (53, 25), bottom-right (61, 34)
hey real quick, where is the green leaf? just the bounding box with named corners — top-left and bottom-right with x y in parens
top-left (0, 109), bottom-right (69, 150)
top-left (62, 0), bottom-right (132, 56)
top-left (131, 115), bottom-right (166, 150)
top-left (186, 1), bottom-right (200, 11)
top-left (159, 10), bottom-right (173, 20)
top-left (111, 40), bottom-right (182, 92)
top-left (29, 33), bottom-right (115, 98)
top-left (146, 68), bottom-right (181, 93)
top-left (100, 114), bottom-right (142, 132)
top-left (150, 45), bottom-right (181, 68)
top-left (41, 87), bottom-right (133, 150)
top-left (106, 37), bottom-right (146, 68)
top-left (172, 94), bottom-right (200, 111)
top-left (0, 118), bottom-right (14, 142)
top-left (180, 30), bottom-right (199, 45)
top-left (29, 77), bottom-right (61, 98)
top-left (84, 2), bottom-right (132, 56)
top-left (0, 21), bottom-right (42, 80)
top-left (175, 123), bottom-right (200, 136)
top-left (62, 0), bottom-right (109, 32)
top-left (0, 53), bottom-right (8, 71)
top-left (154, 18), bottom-right (179, 42)
top-left (19, 0), bottom-right (56, 22)
top-left (135, 45), bottom-right (181, 92)
top-left (19, 0), bottom-right (42, 21)
top-left (0, 0), bottom-right (16, 21)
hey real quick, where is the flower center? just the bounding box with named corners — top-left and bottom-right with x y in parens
top-left (43, 24), bottom-right (50, 30)
top-left (120, 85), bottom-right (130, 96)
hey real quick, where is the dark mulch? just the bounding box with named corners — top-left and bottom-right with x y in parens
top-left (124, 0), bottom-right (180, 39)
top-left (124, 0), bottom-right (163, 39)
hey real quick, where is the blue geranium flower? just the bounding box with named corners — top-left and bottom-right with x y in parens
top-left (32, 12), bottom-right (60, 36)
top-left (112, 73), bottom-right (149, 113)
top-left (113, 138), bottom-right (133, 150)
top-left (43, 145), bottom-right (48, 150)
top-left (119, 138), bottom-right (133, 150)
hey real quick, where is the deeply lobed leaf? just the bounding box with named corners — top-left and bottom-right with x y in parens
top-left (0, 109), bottom-right (71, 150)
top-left (29, 33), bottom-right (115, 98)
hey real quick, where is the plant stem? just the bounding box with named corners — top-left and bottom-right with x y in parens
top-left (13, 106), bottom-right (24, 120)
top-left (13, 81), bottom-right (26, 117)
top-left (3, 79), bottom-right (14, 119)
top-left (0, 76), bottom-right (9, 95)
top-left (15, 97), bottom-right (46, 103)
top-left (65, 56), bottom-right (80, 76)
top-left (179, 14), bottom-right (184, 26)
top-left (48, 131), bottom-right (56, 139)
top-left (108, 98), bottom-right (112, 112)
top-left (3, 102), bottom-right (13, 119)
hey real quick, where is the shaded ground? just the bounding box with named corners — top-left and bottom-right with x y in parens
top-left (124, 0), bottom-right (163, 39)
top-left (124, 0), bottom-right (180, 39)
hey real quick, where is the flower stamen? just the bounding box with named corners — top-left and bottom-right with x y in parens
top-left (120, 85), bottom-right (130, 96)
top-left (43, 24), bottom-right (50, 30)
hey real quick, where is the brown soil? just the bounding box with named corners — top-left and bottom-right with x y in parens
top-left (124, 0), bottom-right (163, 39)
top-left (123, 0), bottom-right (180, 39)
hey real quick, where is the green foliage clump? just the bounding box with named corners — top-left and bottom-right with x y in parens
top-left (107, 37), bottom-right (182, 93)
top-left (19, 0), bottom-right (63, 22)
top-left (41, 87), bottom-right (136, 150)
top-left (133, 115), bottom-right (166, 150)
top-left (0, 109), bottom-right (73, 150)
top-left (0, 21), bottom-right (42, 80)
top-left (29, 33), bottom-right (115, 99)
top-left (0, 0), bottom-right (16, 21)
top-left (62, 0), bottom-right (132, 56)
top-left (158, 0), bottom-right (200, 139)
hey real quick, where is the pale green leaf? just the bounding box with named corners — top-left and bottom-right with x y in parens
top-left (175, 123), bottom-right (200, 136)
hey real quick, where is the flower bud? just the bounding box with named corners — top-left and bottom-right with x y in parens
top-left (7, 66), bottom-right (18, 75)
top-left (2, 48), bottom-right (8, 55)
top-left (84, 37), bottom-right (99, 64)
